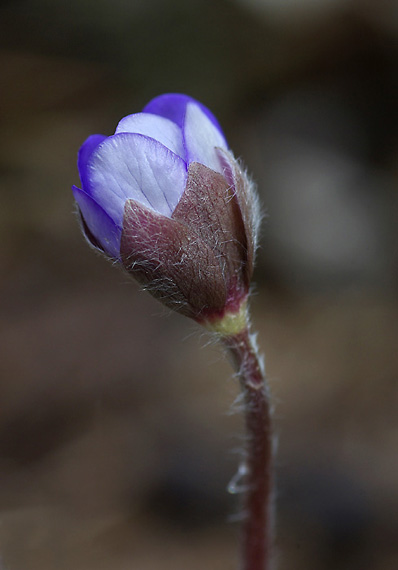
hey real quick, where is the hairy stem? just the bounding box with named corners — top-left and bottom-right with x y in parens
top-left (223, 326), bottom-right (273, 570)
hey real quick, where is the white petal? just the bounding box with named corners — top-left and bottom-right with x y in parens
top-left (183, 102), bottom-right (228, 173)
top-left (115, 113), bottom-right (185, 159)
top-left (87, 133), bottom-right (187, 219)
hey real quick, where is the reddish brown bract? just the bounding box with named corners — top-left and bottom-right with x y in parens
top-left (120, 160), bottom-right (256, 322)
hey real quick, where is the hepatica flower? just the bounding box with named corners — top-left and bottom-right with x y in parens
top-left (72, 95), bottom-right (273, 570)
top-left (73, 93), bottom-right (259, 325)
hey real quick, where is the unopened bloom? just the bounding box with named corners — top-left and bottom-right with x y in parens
top-left (73, 94), bottom-right (259, 326)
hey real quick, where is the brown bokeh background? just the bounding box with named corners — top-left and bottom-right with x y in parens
top-left (0, 1), bottom-right (397, 568)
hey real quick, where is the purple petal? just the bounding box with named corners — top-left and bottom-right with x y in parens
top-left (78, 134), bottom-right (107, 192)
top-left (183, 102), bottom-right (228, 173)
top-left (72, 185), bottom-right (121, 259)
top-left (143, 93), bottom-right (226, 138)
top-left (86, 133), bottom-right (187, 220)
top-left (115, 112), bottom-right (185, 160)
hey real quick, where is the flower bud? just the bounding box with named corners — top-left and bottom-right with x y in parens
top-left (72, 94), bottom-right (260, 327)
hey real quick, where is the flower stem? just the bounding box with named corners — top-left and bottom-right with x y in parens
top-left (223, 325), bottom-right (273, 570)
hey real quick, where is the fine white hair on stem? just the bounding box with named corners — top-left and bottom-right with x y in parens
top-left (227, 391), bottom-right (247, 415)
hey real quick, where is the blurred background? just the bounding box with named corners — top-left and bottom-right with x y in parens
top-left (0, 0), bottom-right (397, 568)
